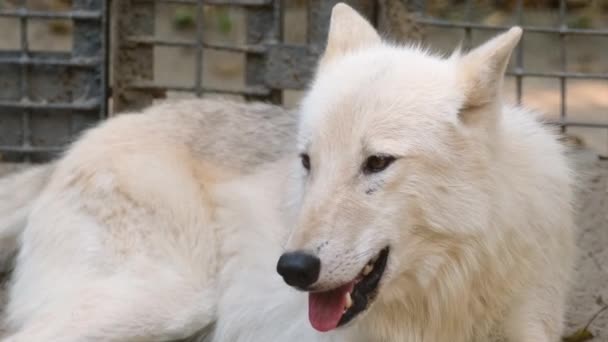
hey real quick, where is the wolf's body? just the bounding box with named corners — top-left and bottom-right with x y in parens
top-left (0, 3), bottom-right (575, 342)
top-left (0, 99), bottom-right (297, 341)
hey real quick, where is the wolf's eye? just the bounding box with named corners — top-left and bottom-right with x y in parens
top-left (363, 155), bottom-right (395, 174)
top-left (300, 153), bottom-right (311, 171)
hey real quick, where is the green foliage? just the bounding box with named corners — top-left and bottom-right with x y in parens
top-left (563, 297), bottom-right (608, 342)
top-left (173, 7), bottom-right (195, 30)
top-left (568, 14), bottom-right (593, 29)
top-left (562, 328), bottom-right (594, 342)
top-left (216, 8), bottom-right (232, 35)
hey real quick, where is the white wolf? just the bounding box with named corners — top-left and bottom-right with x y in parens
top-left (0, 3), bottom-right (575, 342)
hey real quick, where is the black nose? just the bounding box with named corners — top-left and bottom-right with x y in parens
top-left (276, 251), bottom-right (321, 289)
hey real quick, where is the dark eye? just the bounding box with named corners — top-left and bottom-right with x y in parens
top-left (363, 155), bottom-right (395, 174)
top-left (300, 153), bottom-right (311, 171)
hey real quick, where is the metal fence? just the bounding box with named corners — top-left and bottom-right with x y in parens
top-left (0, 0), bottom-right (107, 162)
top-left (412, 0), bottom-right (608, 132)
top-left (111, 0), bottom-right (283, 112)
top-left (1, 0), bottom-right (607, 162)
top-left (110, 0), bottom-right (375, 112)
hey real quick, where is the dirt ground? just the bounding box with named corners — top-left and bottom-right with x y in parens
top-left (565, 148), bottom-right (608, 341)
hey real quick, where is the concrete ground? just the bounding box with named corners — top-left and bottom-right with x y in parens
top-left (565, 148), bottom-right (608, 341)
top-left (0, 147), bottom-right (607, 340)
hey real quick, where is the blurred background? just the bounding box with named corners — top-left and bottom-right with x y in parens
top-left (1, 0), bottom-right (608, 161)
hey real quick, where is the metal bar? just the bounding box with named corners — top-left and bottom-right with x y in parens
top-left (111, 0), bottom-right (155, 113)
top-left (271, 0), bottom-right (283, 47)
top-left (463, 0), bottom-right (473, 50)
top-left (244, 0), bottom-right (282, 103)
top-left (505, 70), bottom-right (608, 80)
top-left (544, 120), bottom-right (608, 129)
top-left (0, 145), bottom-right (64, 153)
top-left (0, 9), bottom-right (102, 20)
top-left (128, 81), bottom-right (270, 96)
top-left (0, 99), bottom-right (101, 111)
top-left (194, 0), bottom-right (204, 97)
top-left (127, 36), bottom-right (196, 47)
top-left (72, 0), bottom-right (108, 124)
top-left (558, 0), bottom-right (567, 133)
top-left (102, 0), bottom-right (110, 120)
top-left (413, 18), bottom-right (608, 36)
top-left (515, 0), bottom-right (524, 105)
top-left (18, 0), bottom-right (31, 161)
top-left (0, 56), bottom-right (102, 67)
top-left (126, 36), bottom-right (266, 53)
top-left (137, 0), bottom-right (272, 6)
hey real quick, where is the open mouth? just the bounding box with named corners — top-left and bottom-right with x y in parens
top-left (308, 247), bottom-right (390, 332)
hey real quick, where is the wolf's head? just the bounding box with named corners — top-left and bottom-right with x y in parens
top-left (276, 3), bottom-right (522, 333)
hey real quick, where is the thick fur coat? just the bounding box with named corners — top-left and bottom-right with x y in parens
top-left (0, 4), bottom-right (575, 342)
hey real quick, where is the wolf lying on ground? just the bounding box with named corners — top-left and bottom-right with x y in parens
top-left (0, 3), bottom-right (575, 342)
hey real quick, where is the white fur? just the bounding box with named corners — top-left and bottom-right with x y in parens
top-left (1, 99), bottom-right (296, 341)
top-left (0, 3), bottom-right (575, 342)
top-left (0, 164), bottom-right (53, 272)
top-left (211, 4), bottom-right (575, 342)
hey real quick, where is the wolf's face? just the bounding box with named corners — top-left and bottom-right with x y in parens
top-left (276, 3), bottom-right (522, 333)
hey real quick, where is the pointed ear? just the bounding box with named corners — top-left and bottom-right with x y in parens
top-left (320, 3), bottom-right (381, 66)
top-left (458, 27), bottom-right (522, 110)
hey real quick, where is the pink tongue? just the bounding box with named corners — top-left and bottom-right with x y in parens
top-left (308, 282), bottom-right (354, 332)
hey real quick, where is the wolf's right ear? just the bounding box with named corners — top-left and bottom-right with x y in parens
top-left (458, 27), bottom-right (522, 112)
top-left (319, 3), bottom-right (381, 67)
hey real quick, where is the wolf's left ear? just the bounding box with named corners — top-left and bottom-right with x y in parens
top-left (320, 3), bottom-right (381, 66)
top-left (458, 27), bottom-right (522, 111)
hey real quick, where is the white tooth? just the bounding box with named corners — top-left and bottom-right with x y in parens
top-left (362, 264), bottom-right (374, 276)
top-left (345, 292), bottom-right (353, 309)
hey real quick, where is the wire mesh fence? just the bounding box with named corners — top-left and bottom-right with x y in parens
top-left (413, 0), bottom-right (608, 130)
top-left (0, 0), bottom-right (107, 162)
top-left (408, 0), bottom-right (608, 154)
top-left (0, 0), bottom-right (607, 161)
top-left (109, 0), bottom-right (375, 113)
top-left (110, 0), bottom-right (283, 114)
